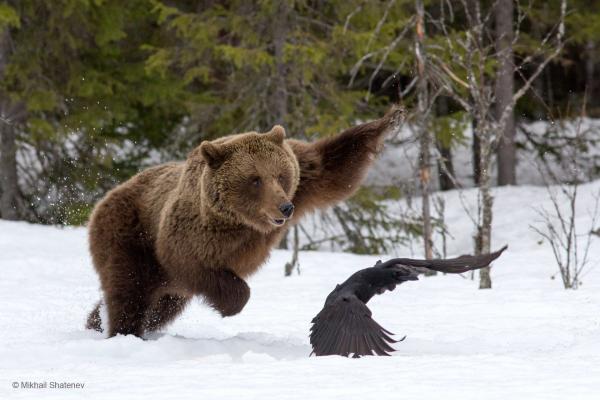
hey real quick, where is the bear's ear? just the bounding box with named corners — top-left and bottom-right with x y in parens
top-left (265, 125), bottom-right (286, 145)
top-left (199, 141), bottom-right (227, 169)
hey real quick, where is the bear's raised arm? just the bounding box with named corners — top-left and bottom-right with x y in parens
top-left (286, 107), bottom-right (404, 219)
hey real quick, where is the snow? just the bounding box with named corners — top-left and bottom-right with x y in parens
top-left (2, 182), bottom-right (600, 399)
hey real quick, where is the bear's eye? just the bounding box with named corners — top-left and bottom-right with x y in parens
top-left (251, 177), bottom-right (262, 187)
top-left (278, 174), bottom-right (289, 190)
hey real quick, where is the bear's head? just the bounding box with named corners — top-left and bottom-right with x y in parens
top-left (196, 126), bottom-right (300, 233)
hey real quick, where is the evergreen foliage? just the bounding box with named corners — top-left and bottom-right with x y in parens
top-left (1, 0), bottom-right (599, 254)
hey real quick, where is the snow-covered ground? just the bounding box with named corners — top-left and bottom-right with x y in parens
top-left (1, 182), bottom-right (600, 400)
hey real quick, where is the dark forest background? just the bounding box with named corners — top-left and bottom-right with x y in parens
top-left (0, 1), bottom-right (598, 244)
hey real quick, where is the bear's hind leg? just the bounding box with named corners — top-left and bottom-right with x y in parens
top-left (105, 286), bottom-right (148, 338)
top-left (102, 252), bottom-right (158, 338)
top-left (144, 294), bottom-right (190, 333)
top-left (86, 301), bottom-right (103, 332)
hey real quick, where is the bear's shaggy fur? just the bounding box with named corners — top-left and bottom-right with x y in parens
top-left (86, 108), bottom-right (402, 337)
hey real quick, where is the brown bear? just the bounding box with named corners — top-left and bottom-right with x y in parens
top-left (86, 107), bottom-right (403, 337)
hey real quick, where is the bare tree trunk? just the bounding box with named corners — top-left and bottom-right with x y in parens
top-left (437, 141), bottom-right (455, 191)
top-left (585, 40), bottom-right (596, 109)
top-left (472, 119), bottom-right (481, 185)
top-left (476, 125), bottom-right (493, 289)
top-left (495, 0), bottom-right (516, 186)
top-left (273, 1), bottom-right (289, 126)
top-left (468, 0), bottom-right (494, 289)
top-left (284, 225), bottom-right (300, 276)
top-left (0, 28), bottom-right (19, 220)
top-left (415, 0), bottom-right (434, 266)
top-left (436, 0), bottom-right (565, 288)
top-left (436, 97), bottom-right (455, 191)
top-left (0, 122), bottom-right (19, 220)
top-left (273, 1), bottom-right (290, 250)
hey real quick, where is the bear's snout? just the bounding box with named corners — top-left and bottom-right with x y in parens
top-left (279, 202), bottom-right (294, 218)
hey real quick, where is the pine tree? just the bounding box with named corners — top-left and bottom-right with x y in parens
top-left (0, 0), bottom-right (185, 223)
top-left (0, 2), bottom-right (22, 220)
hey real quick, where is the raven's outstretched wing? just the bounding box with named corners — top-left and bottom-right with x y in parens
top-left (381, 245), bottom-right (508, 273)
top-left (310, 295), bottom-right (400, 357)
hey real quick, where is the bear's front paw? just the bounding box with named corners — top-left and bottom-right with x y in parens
top-left (206, 270), bottom-right (251, 317)
top-left (218, 278), bottom-right (250, 317)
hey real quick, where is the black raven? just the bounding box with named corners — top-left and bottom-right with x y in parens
top-left (309, 245), bottom-right (508, 357)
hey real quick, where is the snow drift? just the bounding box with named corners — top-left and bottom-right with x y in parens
top-left (1, 182), bottom-right (599, 399)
